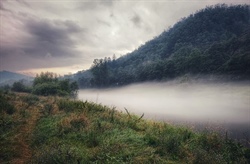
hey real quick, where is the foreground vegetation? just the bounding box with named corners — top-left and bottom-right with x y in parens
top-left (1, 91), bottom-right (249, 164)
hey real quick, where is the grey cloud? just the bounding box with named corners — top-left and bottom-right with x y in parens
top-left (77, 0), bottom-right (113, 11)
top-left (97, 19), bottom-right (111, 27)
top-left (22, 18), bottom-right (84, 57)
top-left (64, 20), bottom-right (83, 33)
top-left (16, 0), bottom-right (31, 8)
top-left (100, 0), bottom-right (114, 7)
top-left (0, 0), bottom-right (12, 12)
top-left (131, 14), bottom-right (142, 28)
top-left (0, 0), bottom-right (4, 10)
top-left (0, 13), bottom-right (86, 71)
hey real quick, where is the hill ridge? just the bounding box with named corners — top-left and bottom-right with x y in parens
top-left (0, 70), bottom-right (33, 85)
top-left (74, 4), bottom-right (250, 88)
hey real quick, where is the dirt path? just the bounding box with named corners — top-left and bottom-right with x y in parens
top-left (10, 102), bottom-right (41, 164)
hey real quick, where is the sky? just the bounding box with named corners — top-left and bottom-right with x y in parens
top-left (0, 0), bottom-right (249, 76)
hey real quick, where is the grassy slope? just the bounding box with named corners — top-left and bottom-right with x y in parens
top-left (1, 92), bottom-right (250, 164)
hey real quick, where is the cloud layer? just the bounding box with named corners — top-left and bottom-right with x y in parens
top-left (1, 0), bottom-right (249, 75)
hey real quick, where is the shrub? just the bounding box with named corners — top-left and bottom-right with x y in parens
top-left (21, 95), bottom-right (39, 107)
top-left (32, 83), bottom-right (59, 96)
top-left (12, 81), bottom-right (31, 93)
top-left (57, 99), bottom-right (75, 112)
top-left (32, 72), bottom-right (79, 97)
top-left (43, 104), bottom-right (53, 116)
top-left (0, 85), bottom-right (11, 93)
top-left (0, 94), bottom-right (15, 114)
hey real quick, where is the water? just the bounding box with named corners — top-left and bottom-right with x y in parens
top-left (78, 81), bottom-right (250, 145)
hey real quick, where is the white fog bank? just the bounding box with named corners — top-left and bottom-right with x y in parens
top-left (78, 81), bottom-right (250, 125)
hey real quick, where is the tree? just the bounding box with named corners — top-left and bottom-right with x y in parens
top-left (91, 58), bottom-right (110, 87)
top-left (70, 81), bottom-right (79, 95)
top-left (112, 54), bottom-right (116, 61)
top-left (32, 72), bottom-right (79, 96)
top-left (12, 81), bottom-right (31, 93)
top-left (33, 72), bottom-right (58, 86)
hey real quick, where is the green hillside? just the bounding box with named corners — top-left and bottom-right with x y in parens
top-left (1, 91), bottom-right (250, 163)
top-left (75, 4), bottom-right (250, 88)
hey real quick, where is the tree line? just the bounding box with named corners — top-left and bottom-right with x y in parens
top-left (76, 4), bottom-right (250, 88)
top-left (1, 72), bottom-right (79, 96)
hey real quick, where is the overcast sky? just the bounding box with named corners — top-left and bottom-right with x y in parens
top-left (0, 0), bottom-right (249, 76)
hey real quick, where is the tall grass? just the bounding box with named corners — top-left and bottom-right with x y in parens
top-left (1, 92), bottom-right (249, 163)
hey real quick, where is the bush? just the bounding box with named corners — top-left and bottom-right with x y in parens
top-left (42, 104), bottom-right (53, 116)
top-left (0, 94), bottom-right (15, 114)
top-left (21, 95), bottom-right (39, 107)
top-left (32, 72), bottom-right (79, 97)
top-left (12, 81), bottom-right (31, 93)
top-left (32, 83), bottom-right (59, 96)
top-left (0, 85), bottom-right (11, 93)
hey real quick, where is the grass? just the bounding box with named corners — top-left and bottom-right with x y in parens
top-left (0, 91), bottom-right (249, 163)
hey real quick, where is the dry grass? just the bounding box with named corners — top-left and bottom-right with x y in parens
top-left (58, 113), bottom-right (89, 131)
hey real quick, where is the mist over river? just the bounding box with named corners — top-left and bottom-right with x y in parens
top-left (78, 81), bottom-right (250, 144)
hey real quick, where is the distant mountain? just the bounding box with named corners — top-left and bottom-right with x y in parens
top-left (75, 4), bottom-right (250, 88)
top-left (0, 71), bottom-right (33, 86)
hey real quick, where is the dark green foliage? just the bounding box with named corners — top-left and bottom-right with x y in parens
top-left (0, 85), bottom-right (11, 93)
top-left (0, 93), bottom-right (15, 115)
top-left (0, 94), bottom-right (22, 162)
top-left (32, 72), bottom-right (79, 96)
top-left (90, 58), bottom-right (111, 87)
top-left (76, 4), bottom-right (250, 88)
top-left (69, 81), bottom-right (79, 95)
top-left (32, 82), bottom-right (60, 96)
top-left (33, 72), bottom-right (59, 86)
top-left (0, 114), bottom-right (16, 134)
top-left (43, 104), bottom-right (53, 115)
top-left (223, 139), bottom-right (246, 163)
top-left (11, 81), bottom-right (31, 93)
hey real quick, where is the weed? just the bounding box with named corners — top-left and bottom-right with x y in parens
top-left (86, 130), bottom-right (100, 148)
top-left (19, 108), bottom-right (30, 118)
top-left (42, 103), bottom-right (53, 116)
top-left (57, 99), bottom-right (86, 112)
top-left (21, 95), bottom-right (39, 107)
top-left (31, 142), bottom-right (89, 163)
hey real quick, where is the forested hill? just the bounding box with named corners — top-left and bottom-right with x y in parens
top-left (75, 4), bottom-right (250, 88)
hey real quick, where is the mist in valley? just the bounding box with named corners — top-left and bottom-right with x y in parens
top-left (78, 80), bottom-right (250, 141)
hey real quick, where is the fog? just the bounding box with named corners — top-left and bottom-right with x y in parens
top-left (78, 81), bottom-right (250, 141)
